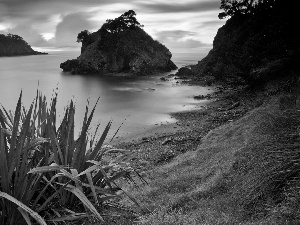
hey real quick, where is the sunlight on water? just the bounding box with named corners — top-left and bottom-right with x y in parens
top-left (0, 51), bottom-right (211, 138)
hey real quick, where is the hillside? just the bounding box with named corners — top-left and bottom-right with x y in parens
top-left (60, 10), bottom-right (177, 75)
top-left (191, 0), bottom-right (300, 85)
top-left (0, 33), bottom-right (47, 56)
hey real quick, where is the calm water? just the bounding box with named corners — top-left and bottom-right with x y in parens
top-left (0, 51), bottom-right (212, 139)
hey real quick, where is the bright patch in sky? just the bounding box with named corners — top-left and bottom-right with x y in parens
top-left (0, 23), bottom-right (7, 31)
top-left (42, 33), bottom-right (55, 41)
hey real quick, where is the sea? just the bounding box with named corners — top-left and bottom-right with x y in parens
top-left (0, 51), bottom-right (213, 139)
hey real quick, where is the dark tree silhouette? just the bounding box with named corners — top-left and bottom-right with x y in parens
top-left (101, 10), bottom-right (144, 33)
top-left (77, 30), bottom-right (90, 42)
top-left (218, 0), bottom-right (276, 19)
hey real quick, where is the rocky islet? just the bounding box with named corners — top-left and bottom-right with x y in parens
top-left (60, 11), bottom-right (177, 76)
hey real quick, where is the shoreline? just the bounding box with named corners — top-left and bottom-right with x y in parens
top-left (110, 86), bottom-right (217, 146)
top-left (111, 82), bottom-right (248, 169)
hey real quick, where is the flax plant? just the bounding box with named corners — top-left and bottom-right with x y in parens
top-left (0, 91), bottom-right (138, 225)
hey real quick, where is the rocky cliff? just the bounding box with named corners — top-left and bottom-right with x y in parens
top-left (0, 34), bottom-right (47, 57)
top-left (60, 11), bottom-right (177, 75)
top-left (191, 1), bottom-right (300, 85)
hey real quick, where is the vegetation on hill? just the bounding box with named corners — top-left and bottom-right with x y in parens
top-left (101, 10), bottom-right (144, 34)
top-left (0, 33), bottom-right (47, 56)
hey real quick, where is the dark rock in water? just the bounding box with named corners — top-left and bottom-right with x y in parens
top-left (175, 76), bottom-right (188, 80)
top-left (144, 88), bottom-right (155, 91)
top-left (60, 59), bottom-right (99, 75)
top-left (175, 67), bottom-right (194, 77)
top-left (194, 95), bottom-right (206, 100)
top-left (191, 2), bottom-right (300, 85)
top-left (194, 94), bottom-right (212, 100)
top-left (0, 34), bottom-right (47, 57)
top-left (60, 11), bottom-right (177, 75)
top-left (160, 77), bottom-right (168, 81)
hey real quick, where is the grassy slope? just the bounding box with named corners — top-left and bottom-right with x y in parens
top-left (127, 83), bottom-right (300, 224)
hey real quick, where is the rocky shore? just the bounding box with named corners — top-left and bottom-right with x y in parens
top-left (112, 82), bottom-right (253, 170)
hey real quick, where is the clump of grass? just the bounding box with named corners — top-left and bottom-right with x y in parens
top-left (137, 206), bottom-right (198, 225)
top-left (0, 91), bottom-right (139, 225)
top-left (228, 108), bottom-right (300, 221)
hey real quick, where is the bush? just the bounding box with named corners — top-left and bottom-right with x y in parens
top-left (0, 91), bottom-right (139, 224)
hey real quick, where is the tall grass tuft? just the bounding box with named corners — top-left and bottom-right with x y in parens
top-left (229, 109), bottom-right (300, 221)
top-left (0, 91), bottom-right (138, 224)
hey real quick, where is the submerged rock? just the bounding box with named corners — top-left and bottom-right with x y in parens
top-left (160, 77), bottom-right (168, 81)
top-left (175, 67), bottom-right (194, 77)
top-left (60, 11), bottom-right (177, 75)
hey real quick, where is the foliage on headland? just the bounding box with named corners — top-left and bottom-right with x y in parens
top-left (191, 0), bottom-right (300, 85)
top-left (0, 33), bottom-right (47, 56)
top-left (60, 10), bottom-right (177, 75)
top-left (218, 0), bottom-right (278, 19)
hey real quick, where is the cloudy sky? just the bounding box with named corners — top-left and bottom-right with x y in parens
top-left (0, 0), bottom-right (226, 54)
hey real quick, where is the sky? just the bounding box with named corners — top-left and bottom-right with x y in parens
top-left (0, 0), bottom-right (226, 54)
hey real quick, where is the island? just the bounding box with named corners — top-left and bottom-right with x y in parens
top-left (0, 33), bottom-right (47, 56)
top-left (60, 10), bottom-right (177, 75)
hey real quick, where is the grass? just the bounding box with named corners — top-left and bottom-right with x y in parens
top-left (0, 91), bottom-right (139, 224)
top-left (137, 206), bottom-right (198, 225)
top-left (130, 94), bottom-right (300, 224)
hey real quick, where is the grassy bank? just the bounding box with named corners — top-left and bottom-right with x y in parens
top-left (114, 80), bottom-right (300, 224)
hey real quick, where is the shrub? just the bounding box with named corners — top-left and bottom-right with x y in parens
top-left (0, 91), bottom-right (138, 224)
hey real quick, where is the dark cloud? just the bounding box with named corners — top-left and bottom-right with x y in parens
top-left (154, 29), bottom-right (211, 53)
top-left (54, 12), bottom-right (94, 47)
top-left (153, 29), bottom-right (211, 53)
top-left (166, 39), bottom-right (210, 49)
top-left (155, 30), bottom-right (197, 42)
top-left (136, 1), bottom-right (220, 13)
top-left (197, 20), bottom-right (225, 28)
top-left (179, 39), bottom-right (210, 48)
top-left (0, 0), bottom-right (120, 20)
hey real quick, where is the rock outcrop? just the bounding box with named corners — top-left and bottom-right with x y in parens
top-left (175, 67), bottom-right (194, 78)
top-left (191, 1), bottom-right (300, 84)
top-left (0, 34), bottom-right (47, 57)
top-left (60, 11), bottom-right (177, 75)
